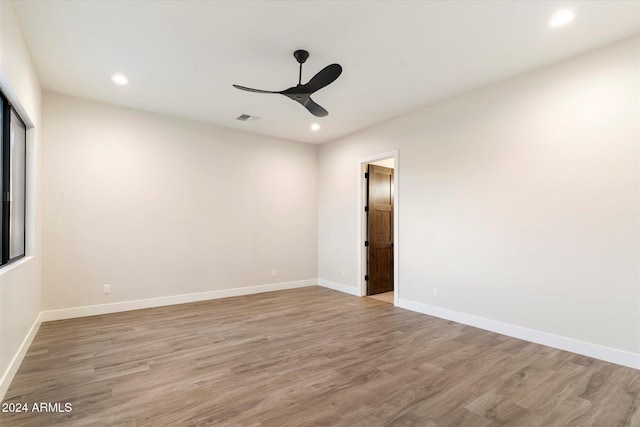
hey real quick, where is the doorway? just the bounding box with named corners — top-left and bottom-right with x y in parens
top-left (357, 151), bottom-right (398, 306)
top-left (366, 162), bottom-right (394, 298)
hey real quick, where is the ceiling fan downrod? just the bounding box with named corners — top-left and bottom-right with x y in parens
top-left (294, 50), bottom-right (309, 85)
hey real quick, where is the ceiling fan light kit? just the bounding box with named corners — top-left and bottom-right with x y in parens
top-left (233, 50), bottom-right (342, 117)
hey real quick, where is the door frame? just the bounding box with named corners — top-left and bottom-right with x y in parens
top-left (357, 150), bottom-right (399, 306)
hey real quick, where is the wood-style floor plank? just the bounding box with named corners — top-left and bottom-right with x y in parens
top-left (1, 286), bottom-right (637, 426)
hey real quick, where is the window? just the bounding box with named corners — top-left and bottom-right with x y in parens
top-left (0, 91), bottom-right (26, 266)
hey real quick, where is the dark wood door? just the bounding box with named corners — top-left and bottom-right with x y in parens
top-left (366, 164), bottom-right (394, 295)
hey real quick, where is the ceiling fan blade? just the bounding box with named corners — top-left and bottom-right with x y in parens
top-left (282, 92), bottom-right (328, 116)
top-left (297, 97), bottom-right (328, 117)
top-left (300, 64), bottom-right (342, 94)
top-left (232, 84), bottom-right (280, 94)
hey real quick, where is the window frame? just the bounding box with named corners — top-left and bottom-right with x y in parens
top-left (0, 90), bottom-right (27, 266)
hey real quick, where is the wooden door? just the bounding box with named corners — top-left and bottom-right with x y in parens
top-left (366, 164), bottom-right (394, 295)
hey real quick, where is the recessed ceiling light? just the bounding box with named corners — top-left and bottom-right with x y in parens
top-left (548, 9), bottom-right (575, 28)
top-left (111, 73), bottom-right (128, 85)
top-left (311, 123), bottom-right (320, 131)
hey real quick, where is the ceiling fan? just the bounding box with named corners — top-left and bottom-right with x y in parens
top-left (233, 50), bottom-right (342, 117)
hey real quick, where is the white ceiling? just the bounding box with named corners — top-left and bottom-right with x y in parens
top-left (12, 1), bottom-right (640, 144)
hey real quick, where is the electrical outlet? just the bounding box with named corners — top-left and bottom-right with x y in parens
top-left (341, 270), bottom-right (346, 278)
top-left (271, 269), bottom-right (277, 277)
top-left (103, 284), bottom-right (111, 294)
top-left (433, 287), bottom-right (439, 297)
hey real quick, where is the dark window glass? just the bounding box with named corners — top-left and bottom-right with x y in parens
top-left (0, 91), bottom-right (27, 266)
top-left (0, 100), bottom-right (3, 263)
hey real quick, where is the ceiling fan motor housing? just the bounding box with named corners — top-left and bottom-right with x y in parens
top-left (294, 50), bottom-right (309, 64)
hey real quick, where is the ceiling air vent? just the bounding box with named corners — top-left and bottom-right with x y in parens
top-left (236, 114), bottom-right (261, 122)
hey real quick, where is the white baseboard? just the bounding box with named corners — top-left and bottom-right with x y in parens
top-left (0, 312), bottom-right (42, 401)
top-left (317, 279), bottom-right (361, 296)
top-left (41, 279), bottom-right (316, 322)
top-left (397, 298), bottom-right (639, 370)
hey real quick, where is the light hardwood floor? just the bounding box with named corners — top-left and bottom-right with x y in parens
top-left (1, 286), bottom-right (637, 426)
top-left (368, 291), bottom-right (394, 304)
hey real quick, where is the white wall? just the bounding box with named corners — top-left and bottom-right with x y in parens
top-left (0, 1), bottom-right (43, 396)
top-left (318, 37), bottom-right (639, 361)
top-left (42, 93), bottom-right (318, 311)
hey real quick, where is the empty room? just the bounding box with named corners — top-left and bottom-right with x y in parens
top-left (0, 1), bottom-right (638, 426)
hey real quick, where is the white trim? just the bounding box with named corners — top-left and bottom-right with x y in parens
top-left (0, 312), bottom-right (42, 401)
top-left (398, 298), bottom-right (640, 370)
top-left (0, 72), bottom-right (35, 128)
top-left (0, 256), bottom-right (34, 276)
top-left (357, 150), bottom-right (400, 305)
top-left (41, 279), bottom-right (316, 322)
top-left (317, 279), bottom-right (360, 296)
